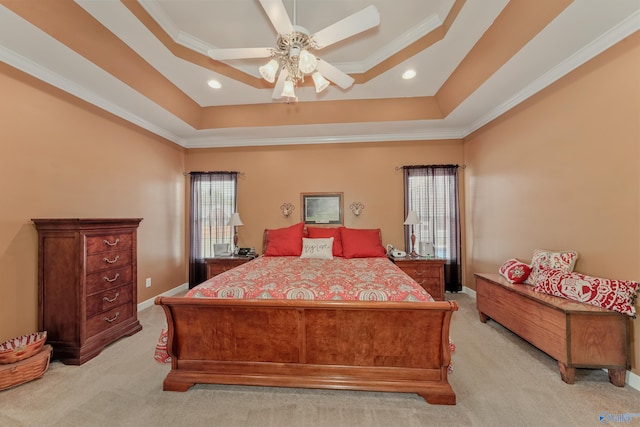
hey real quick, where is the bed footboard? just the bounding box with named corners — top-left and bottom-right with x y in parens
top-left (155, 297), bottom-right (458, 405)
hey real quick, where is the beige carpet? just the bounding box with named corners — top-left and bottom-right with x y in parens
top-left (1, 292), bottom-right (638, 427)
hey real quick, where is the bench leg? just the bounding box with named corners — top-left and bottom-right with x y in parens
top-left (478, 312), bottom-right (489, 323)
top-left (608, 368), bottom-right (626, 387)
top-left (558, 362), bottom-right (575, 384)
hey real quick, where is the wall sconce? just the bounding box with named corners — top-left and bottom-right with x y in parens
top-left (349, 202), bottom-right (365, 217)
top-left (280, 202), bottom-right (295, 217)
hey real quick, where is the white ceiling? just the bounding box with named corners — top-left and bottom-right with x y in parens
top-left (0, 0), bottom-right (638, 148)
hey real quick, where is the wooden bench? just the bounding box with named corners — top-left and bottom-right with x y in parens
top-left (475, 273), bottom-right (629, 386)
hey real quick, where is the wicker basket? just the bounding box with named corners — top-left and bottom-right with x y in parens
top-left (0, 344), bottom-right (52, 391)
top-left (0, 331), bottom-right (47, 364)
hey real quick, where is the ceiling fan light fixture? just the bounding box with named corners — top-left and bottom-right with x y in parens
top-left (281, 79), bottom-right (296, 98)
top-left (289, 45), bottom-right (301, 59)
top-left (298, 49), bottom-right (317, 74)
top-left (312, 71), bottom-right (330, 93)
top-left (210, 2), bottom-right (380, 102)
top-left (259, 59), bottom-right (280, 83)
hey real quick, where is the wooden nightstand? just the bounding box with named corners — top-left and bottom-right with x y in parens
top-left (205, 255), bottom-right (257, 280)
top-left (391, 257), bottom-right (446, 301)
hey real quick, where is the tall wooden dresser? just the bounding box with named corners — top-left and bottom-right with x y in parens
top-left (32, 218), bottom-right (143, 365)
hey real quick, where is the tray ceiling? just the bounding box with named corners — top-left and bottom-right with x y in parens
top-left (0, 0), bottom-right (638, 148)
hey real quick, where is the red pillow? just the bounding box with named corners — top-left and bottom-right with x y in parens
top-left (499, 259), bottom-right (532, 284)
top-left (340, 227), bottom-right (387, 258)
top-left (307, 226), bottom-right (344, 257)
top-left (264, 222), bottom-right (304, 256)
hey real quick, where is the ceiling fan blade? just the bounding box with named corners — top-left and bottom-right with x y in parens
top-left (272, 68), bottom-right (289, 99)
top-left (312, 5), bottom-right (380, 49)
top-left (316, 59), bottom-right (354, 89)
top-left (259, 0), bottom-right (294, 35)
top-left (208, 47), bottom-right (272, 60)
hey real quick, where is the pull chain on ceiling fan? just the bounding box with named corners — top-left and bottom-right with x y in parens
top-left (208, 0), bottom-right (380, 101)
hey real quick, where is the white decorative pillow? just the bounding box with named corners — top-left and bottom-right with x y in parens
top-left (534, 269), bottom-right (638, 317)
top-left (300, 237), bottom-right (334, 260)
top-left (525, 248), bottom-right (578, 285)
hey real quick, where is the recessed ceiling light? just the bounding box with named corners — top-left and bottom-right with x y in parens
top-left (207, 79), bottom-right (221, 89)
top-left (402, 69), bottom-right (416, 80)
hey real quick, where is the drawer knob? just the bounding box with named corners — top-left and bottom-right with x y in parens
top-left (103, 273), bottom-right (120, 283)
top-left (103, 312), bottom-right (120, 323)
top-left (102, 292), bottom-right (120, 303)
top-left (413, 269), bottom-right (425, 276)
top-left (103, 255), bottom-right (120, 264)
top-left (103, 238), bottom-right (120, 247)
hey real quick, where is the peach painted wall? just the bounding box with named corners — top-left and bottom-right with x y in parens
top-left (463, 33), bottom-right (640, 374)
top-left (185, 140), bottom-right (464, 258)
top-left (0, 63), bottom-right (187, 342)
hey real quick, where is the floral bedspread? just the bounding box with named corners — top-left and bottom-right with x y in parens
top-left (187, 256), bottom-right (434, 302)
top-left (154, 256), bottom-right (448, 364)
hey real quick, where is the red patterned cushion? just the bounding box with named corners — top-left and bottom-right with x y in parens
top-left (307, 226), bottom-right (344, 257)
top-left (525, 249), bottom-right (578, 284)
top-left (340, 227), bottom-right (387, 258)
top-left (499, 259), bottom-right (532, 284)
top-left (533, 269), bottom-right (638, 317)
top-left (263, 222), bottom-right (304, 256)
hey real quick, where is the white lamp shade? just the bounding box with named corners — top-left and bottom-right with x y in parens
top-left (259, 59), bottom-right (279, 83)
top-left (298, 49), bottom-right (318, 74)
top-left (227, 212), bottom-right (244, 227)
top-left (312, 71), bottom-right (330, 93)
top-left (403, 211), bottom-right (420, 225)
top-left (281, 79), bottom-right (296, 98)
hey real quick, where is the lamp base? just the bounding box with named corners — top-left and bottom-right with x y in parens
top-left (233, 232), bottom-right (239, 255)
top-left (410, 228), bottom-right (418, 258)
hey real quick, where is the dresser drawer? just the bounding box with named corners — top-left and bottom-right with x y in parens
top-left (397, 262), bottom-right (441, 279)
top-left (208, 264), bottom-right (235, 277)
top-left (86, 284), bottom-right (133, 319)
top-left (392, 257), bottom-right (445, 301)
top-left (86, 303), bottom-right (133, 337)
top-left (86, 249), bottom-right (132, 273)
top-left (86, 233), bottom-right (133, 255)
top-left (413, 277), bottom-right (443, 300)
top-left (206, 257), bottom-right (255, 279)
top-left (86, 266), bottom-right (133, 295)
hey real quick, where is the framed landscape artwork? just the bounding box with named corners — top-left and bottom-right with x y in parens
top-left (301, 192), bottom-right (343, 225)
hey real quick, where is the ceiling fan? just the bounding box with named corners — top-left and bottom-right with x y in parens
top-left (208, 0), bottom-right (380, 100)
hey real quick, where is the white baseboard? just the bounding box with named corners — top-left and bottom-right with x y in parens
top-left (456, 284), bottom-right (639, 392)
top-left (461, 285), bottom-right (476, 298)
top-left (623, 369), bottom-right (640, 391)
top-left (137, 282), bottom-right (189, 312)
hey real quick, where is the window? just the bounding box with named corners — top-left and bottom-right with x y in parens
top-left (404, 165), bottom-right (462, 292)
top-left (189, 172), bottom-right (238, 287)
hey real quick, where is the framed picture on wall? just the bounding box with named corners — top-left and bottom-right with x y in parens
top-left (301, 192), bottom-right (343, 225)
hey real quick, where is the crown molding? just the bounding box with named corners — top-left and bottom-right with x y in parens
top-left (463, 11), bottom-right (640, 138)
top-left (3, 7), bottom-right (637, 150)
top-left (0, 44), bottom-right (187, 147)
top-left (184, 127), bottom-right (464, 149)
top-left (341, 14), bottom-right (442, 74)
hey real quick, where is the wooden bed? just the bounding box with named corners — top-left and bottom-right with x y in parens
top-left (155, 225), bottom-right (458, 404)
